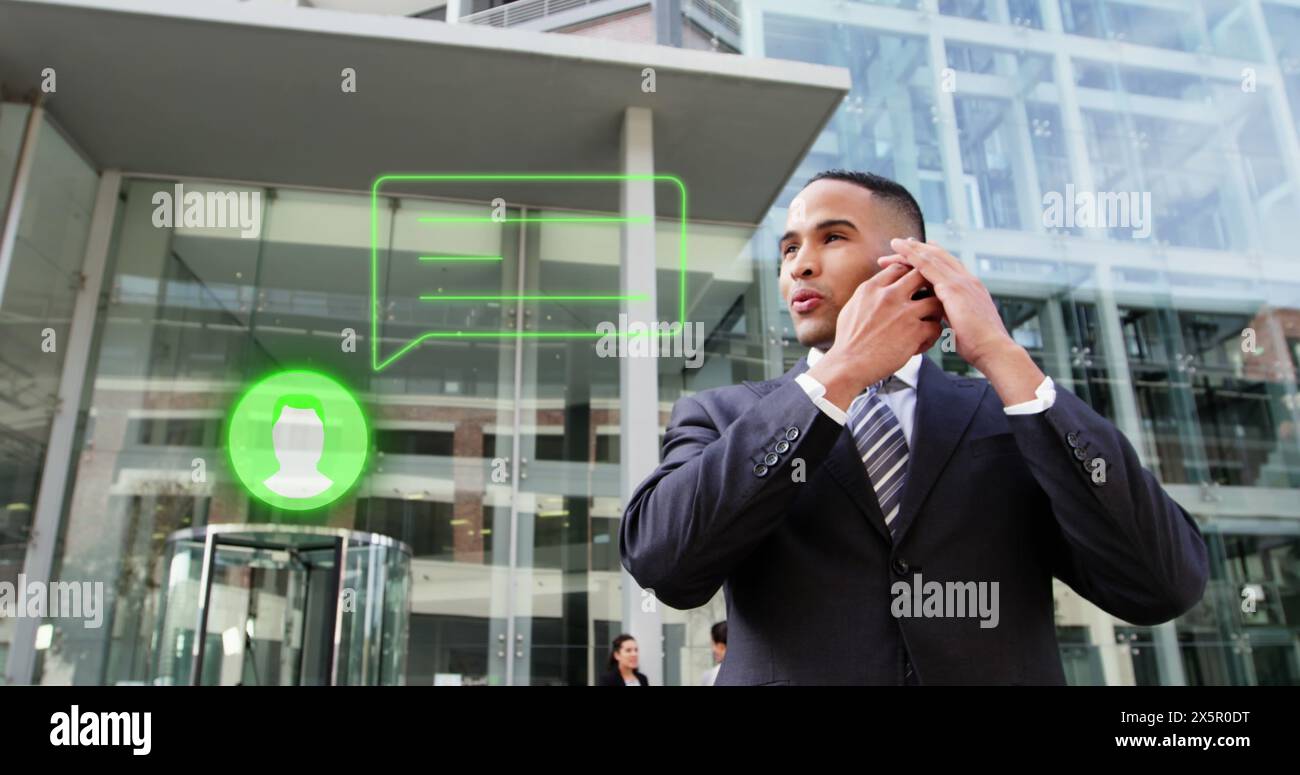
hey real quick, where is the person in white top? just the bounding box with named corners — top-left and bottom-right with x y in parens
top-left (699, 621), bottom-right (727, 686)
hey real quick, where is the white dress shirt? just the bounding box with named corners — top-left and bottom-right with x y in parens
top-left (794, 348), bottom-right (1056, 435)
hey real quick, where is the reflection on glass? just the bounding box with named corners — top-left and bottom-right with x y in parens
top-left (0, 111), bottom-right (98, 673)
top-left (752, 1), bottom-right (1300, 684)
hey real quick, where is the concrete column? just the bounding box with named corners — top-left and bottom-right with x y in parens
top-left (653, 0), bottom-right (682, 48)
top-left (6, 170), bottom-right (121, 685)
top-left (1153, 620), bottom-right (1187, 685)
top-left (618, 106), bottom-right (664, 686)
top-left (927, 29), bottom-right (971, 233)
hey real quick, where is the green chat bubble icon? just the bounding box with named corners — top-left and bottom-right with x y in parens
top-left (226, 370), bottom-right (369, 512)
top-left (370, 174), bottom-right (687, 372)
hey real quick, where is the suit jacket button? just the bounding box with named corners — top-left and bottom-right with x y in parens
top-left (764, 452), bottom-right (779, 466)
top-left (892, 557), bottom-right (910, 576)
top-left (775, 440), bottom-right (790, 454)
top-left (1066, 431), bottom-right (1080, 448)
top-left (753, 463), bottom-right (769, 477)
top-left (785, 427), bottom-right (799, 441)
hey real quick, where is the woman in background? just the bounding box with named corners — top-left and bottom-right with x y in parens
top-left (599, 634), bottom-right (649, 686)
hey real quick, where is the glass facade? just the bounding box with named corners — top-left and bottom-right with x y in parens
top-left (12, 173), bottom-right (754, 686)
top-left (0, 105), bottom-right (99, 674)
top-left (746, 0), bottom-right (1300, 684)
top-left (4, 0), bottom-right (1300, 686)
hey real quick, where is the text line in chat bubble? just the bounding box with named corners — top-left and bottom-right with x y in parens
top-left (370, 174), bottom-right (687, 372)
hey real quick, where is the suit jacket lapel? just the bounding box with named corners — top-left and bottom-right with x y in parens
top-left (741, 357), bottom-right (808, 393)
top-left (743, 355), bottom-right (986, 546)
top-left (749, 358), bottom-right (892, 544)
top-left (822, 422), bottom-right (893, 544)
top-left (891, 356), bottom-right (988, 544)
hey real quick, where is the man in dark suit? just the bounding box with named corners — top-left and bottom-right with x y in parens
top-left (620, 170), bottom-right (1208, 685)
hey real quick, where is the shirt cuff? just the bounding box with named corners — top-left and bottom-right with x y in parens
top-left (1003, 375), bottom-right (1056, 415)
top-left (795, 373), bottom-right (847, 425)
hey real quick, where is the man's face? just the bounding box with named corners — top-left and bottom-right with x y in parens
top-left (778, 179), bottom-right (914, 351)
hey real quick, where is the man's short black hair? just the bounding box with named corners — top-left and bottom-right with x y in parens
top-left (805, 169), bottom-right (926, 243)
top-left (711, 621), bottom-right (727, 645)
top-left (777, 170), bottom-right (926, 276)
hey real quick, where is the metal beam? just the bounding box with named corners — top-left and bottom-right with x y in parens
top-left (0, 99), bottom-right (41, 306)
top-left (5, 169), bottom-right (121, 685)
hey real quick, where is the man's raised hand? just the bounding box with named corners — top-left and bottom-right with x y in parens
top-left (807, 262), bottom-right (944, 411)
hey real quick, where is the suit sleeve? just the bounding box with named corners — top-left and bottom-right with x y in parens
top-left (620, 380), bottom-right (843, 610)
top-left (1006, 386), bottom-right (1209, 625)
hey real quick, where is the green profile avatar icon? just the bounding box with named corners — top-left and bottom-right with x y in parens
top-left (227, 370), bottom-right (368, 511)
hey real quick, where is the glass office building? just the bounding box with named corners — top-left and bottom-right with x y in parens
top-left (0, 0), bottom-right (848, 687)
top-left (740, 0), bottom-right (1300, 685)
top-left (1, 0), bottom-right (1298, 686)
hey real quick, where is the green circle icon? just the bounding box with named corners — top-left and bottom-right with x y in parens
top-left (227, 370), bottom-right (368, 511)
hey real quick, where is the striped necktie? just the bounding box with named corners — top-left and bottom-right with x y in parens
top-left (847, 378), bottom-right (909, 538)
